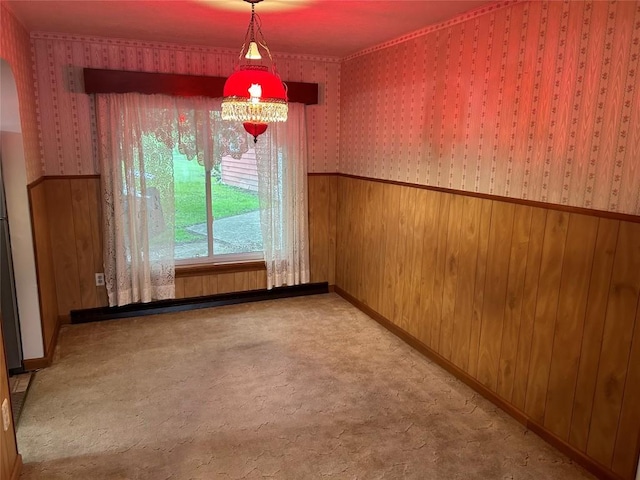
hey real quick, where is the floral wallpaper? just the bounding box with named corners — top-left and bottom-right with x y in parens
top-left (0, 2), bottom-right (42, 182)
top-left (31, 33), bottom-right (340, 175)
top-left (24, 0), bottom-right (640, 214)
top-left (340, 0), bottom-right (640, 215)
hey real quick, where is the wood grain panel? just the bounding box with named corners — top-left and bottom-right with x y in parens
top-left (450, 196), bottom-right (483, 371)
top-left (216, 273), bottom-right (236, 294)
top-left (70, 179), bottom-right (98, 309)
top-left (381, 184), bottom-right (402, 322)
top-left (466, 199), bottom-right (493, 379)
top-left (299, 174), bottom-right (337, 287)
top-left (234, 271), bottom-right (250, 292)
top-left (174, 277), bottom-right (185, 299)
top-left (612, 297), bottom-right (640, 478)
top-left (524, 210), bottom-right (569, 422)
top-left (429, 193), bottom-right (452, 352)
top-left (395, 186), bottom-right (417, 331)
top-left (257, 269), bottom-right (267, 290)
top-left (353, 179), bottom-right (367, 302)
top-left (87, 177), bottom-right (108, 306)
top-left (363, 180), bottom-right (383, 312)
top-left (496, 204), bottom-right (532, 401)
top-left (511, 207), bottom-right (547, 411)
top-left (327, 175), bottom-right (338, 285)
top-left (439, 194), bottom-right (464, 361)
top-left (308, 175), bottom-right (329, 283)
top-left (569, 218), bottom-right (619, 451)
top-left (335, 176), bottom-right (347, 291)
top-left (246, 270), bottom-right (258, 291)
top-left (46, 179), bottom-right (83, 316)
top-left (406, 187), bottom-right (429, 340)
top-left (307, 177), bottom-right (324, 282)
top-left (416, 189), bottom-right (443, 348)
top-left (183, 276), bottom-right (204, 298)
top-left (587, 221), bottom-right (640, 468)
top-left (176, 268), bottom-right (274, 298)
top-left (28, 181), bottom-right (58, 356)
top-left (476, 201), bottom-right (515, 391)
top-left (343, 177), bottom-right (356, 297)
top-left (544, 214), bottom-right (598, 440)
top-left (335, 176), bottom-right (351, 295)
top-left (339, 177), bottom-right (355, 296)
top-left (204, 274), bottom-right (218, 296)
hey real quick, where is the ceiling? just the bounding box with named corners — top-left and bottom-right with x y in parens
top-left (6, 0), bottom-right (494, 58)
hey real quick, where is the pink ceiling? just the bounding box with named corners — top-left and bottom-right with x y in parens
top-left (6, 0), bottom-right (494, 58)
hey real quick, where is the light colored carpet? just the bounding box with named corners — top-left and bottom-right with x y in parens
top-left (18, 294), bottom-right (593, 479)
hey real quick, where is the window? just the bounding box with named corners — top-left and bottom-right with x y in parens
top-left (173, 145), bottom-right (264, 264)
top-left (140, 108), bottom-right (265, 265)
top-left (98, 93), bottom-right (309, 306)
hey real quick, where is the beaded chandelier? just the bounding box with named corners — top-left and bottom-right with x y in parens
top-left (221, 0), bottom-right (288, 143)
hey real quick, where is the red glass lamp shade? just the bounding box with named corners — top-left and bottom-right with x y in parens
top-left (222, 65), bottom-right (288, 142)
top-left (243, 122), bottom-right (268, 139)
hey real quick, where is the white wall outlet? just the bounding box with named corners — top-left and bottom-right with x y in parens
top-left (2, 398), bottom-right (10, 431)
top-left (95, 273), bottom-right (105, 286)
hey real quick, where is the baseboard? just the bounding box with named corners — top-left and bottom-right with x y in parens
top-left (23, 317), bottom-right (61, 371)
top-left (334, 286), bottom-right (621, 480)
top-left (23, 354), bottom-right (50, 371)
top-left (71, 282), bottom-right (330, 324)
top-left (10, 454), bottom-right (22, 480)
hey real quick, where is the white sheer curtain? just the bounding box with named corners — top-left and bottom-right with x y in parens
top-left (97, 93), bottom-right (227, 306)
top-left (97, 93), bottom-right (177, 306)
top-left (97, 92), bottom-right (309, 302)
top-left (255, 102), bottom-right (310, 289)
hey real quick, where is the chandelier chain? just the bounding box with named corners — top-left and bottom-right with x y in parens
top-left (238, 2), bottom-right (277, 72)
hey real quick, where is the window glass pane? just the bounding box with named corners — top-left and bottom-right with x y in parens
top-left (213, 148), bottom-right (263, 255)
top-left (137, 134), bottom-right (175, 261)
top-left (173, 146), bottom-right (263, 262)
top-left (173, 149), bottom-right (208, 261)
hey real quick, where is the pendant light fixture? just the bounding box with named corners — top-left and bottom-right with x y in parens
top-left (222, 0), bottom-right (288, 143)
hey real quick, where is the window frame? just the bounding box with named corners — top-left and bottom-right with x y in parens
top-left (172, 145), bottom-right (264, 266)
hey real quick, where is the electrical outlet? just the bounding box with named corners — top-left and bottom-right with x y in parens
top-left (95, 273), bottom-right (105, 286)
top-left (2, 398), bottom-right (10, 432)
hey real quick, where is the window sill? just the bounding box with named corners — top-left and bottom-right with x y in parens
top-left (176, 260), bottom-right (266, 278)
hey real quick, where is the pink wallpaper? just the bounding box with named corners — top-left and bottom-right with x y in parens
top-left (0, 2), bottom-right (42, 182)
top-left (340, 0), bottom-right (640, 215)
top-left (32, 34), bottom-right (340, 175)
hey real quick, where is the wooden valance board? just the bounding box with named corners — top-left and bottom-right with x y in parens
top-left (83, 68), bottom-right (319, 105)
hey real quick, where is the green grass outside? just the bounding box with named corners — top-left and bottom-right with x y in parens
top-left (174, 155), bottom-right (259, 243)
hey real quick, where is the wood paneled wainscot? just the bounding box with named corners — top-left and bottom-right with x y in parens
top-left (308, 174), bottom-right (337, 285)
top-left (29, 174), bottom-right (337, 319)
top-left (32, 177), bottom-right (108, 318)
top-left (27, 179), bottom-right (61, 363)
top-left (175, 265), bottom-right (268, 298)
top-left (335, 175), bottom-right (640, 480)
